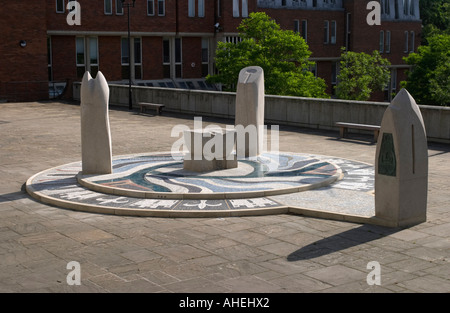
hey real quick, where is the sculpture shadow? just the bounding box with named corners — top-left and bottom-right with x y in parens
top-left (287, 224), bottom-right (400, 262)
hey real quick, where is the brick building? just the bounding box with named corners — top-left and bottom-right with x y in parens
top-left (0, 0), bottom-right (421, 102)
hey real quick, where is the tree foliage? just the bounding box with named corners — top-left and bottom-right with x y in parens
top-left (206, 12), bottom-right (328, 98)
top-left (420, 0), bottom-right (450, 43)
top-left (402, 34), bottom-right (450, 106)
top-left (335, 49), bottom-right (391, 101)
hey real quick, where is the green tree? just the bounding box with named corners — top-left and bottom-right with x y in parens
top-left (335, 49), bottom-right (391, 101)
top-left (402, 34), bottom-right (450, 106)
top-left (420, 0), bottom-right (450, 43)
top-left (206, 12), bottom-right (328, 98)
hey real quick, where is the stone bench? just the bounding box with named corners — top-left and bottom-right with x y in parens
top-left (139, 102), bottom-right (165, 115)
top-left (336, 122), bottom-right (381, 142)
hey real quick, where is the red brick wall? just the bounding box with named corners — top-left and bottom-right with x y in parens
top-left (182, 37), bottom-right (202, 79)
top-left (0, 0), bottom-right (48, 101)
top-left (142, 37), bottom-right (164, 80)
top-left (99, 36), bottom-right (122, 81)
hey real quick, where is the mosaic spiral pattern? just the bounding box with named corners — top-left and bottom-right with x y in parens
top-left (80, 152), bottom-right (341, 196)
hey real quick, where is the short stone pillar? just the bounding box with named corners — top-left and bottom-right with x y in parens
top-left (235, 66), bottom-right (265, 158)
top-left (375, 89), bottom-right (428, 227)
top-left (183, 128), bottom-right (237, 172)
top-left (80, 71), bottom-right (113, 175)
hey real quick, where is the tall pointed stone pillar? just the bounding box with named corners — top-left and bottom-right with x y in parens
top-left (375, 89), bottom-right (428, 227)
top-left (235, 66), bottom-right (265, 158)
top-left (80, 71), bottom-right (113, 175)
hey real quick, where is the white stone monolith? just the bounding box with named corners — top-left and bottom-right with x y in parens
top-left (235, 66), bottom-right (265, 158)
top-left (375, 88), bottom-right (428, 227)
top-left (80, 71), bottom-right (112, 175)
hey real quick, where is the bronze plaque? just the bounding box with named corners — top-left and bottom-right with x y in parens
top-left (378, 133), bottom-right (396, 177)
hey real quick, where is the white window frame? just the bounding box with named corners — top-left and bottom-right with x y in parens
top-left (233, 0), bottom-right (240, 17)
top-left (121, 37), bottom-right (130, 65)
top-left (104, 0), bottom-right (113, 15)
top-left (56, 0), bottom-right (65, 13)
top-left (188, 0), bottom-right (195, 17)
top-left (404, 31), bottom-right (409, 53)
top-left (294, 20), bottom-right (300, 33)
top-left (116, 0), bottom-right (124, 15)
top-left (147, 0), bottom-right (155, 16)
top-left (324, 20), bottom-right (329, 44)
top-left (302, 20), bottom-right (308, 42)
top-left (198, 0), bottom-right (205, 17)
top-left (158, 0), bottom-right (165, 16)
top-left (330, 20), bottom-right (337, 44)
top-left (410, 31), bottom-right (415, 53)
top-left (386, 30), bottom-right (391, 53)
top-left (242, 0), bottom-right (248, 18)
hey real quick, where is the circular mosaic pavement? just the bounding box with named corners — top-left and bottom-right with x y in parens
top-left (77, 152), bottom-right (342, 199)
top-left (25, 152), bottom-right (375, 219)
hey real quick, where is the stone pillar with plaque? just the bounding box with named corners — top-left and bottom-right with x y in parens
top-left (375, 89), bottom-right (428, 227)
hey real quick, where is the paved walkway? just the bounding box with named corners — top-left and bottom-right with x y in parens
top-left (0, 101), bottom-right (449, 293)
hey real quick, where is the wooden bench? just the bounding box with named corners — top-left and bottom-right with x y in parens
top-left (336, 122), bottom-right (381, 142)
top-left (139, 102), bottom-right (165, 115)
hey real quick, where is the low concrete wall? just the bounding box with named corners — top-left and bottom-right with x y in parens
top-left (73, 83), bottom-right (450, 143)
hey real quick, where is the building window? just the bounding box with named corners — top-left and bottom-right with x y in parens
top-left (224, 36), bottom-right (242, 44)
top-left (379, 31), bottom-right (384, 53)
top-left (217, 0), bottom-right (221, 17)
top-left (199, 0), bottom-right (205, 17)
top-left (331, 62), bottom-right (337, 85)
top-left (189, 0), bottom-right (195, 17)
top-left (147, 0), bottom-right (155, 15)
top-left (89, 37), bottom-right (99, 78)
top-left (242, 0), bottom-right (248, 17)
top-left (121, 38), bottom-right (141, 80)
top-left (324, 21), bottom-right (329, 44)
top-left (134, 38), bottom-right (142, 80)
top-left (302, 20), bottom-right (308, 42)
top-left (105, 0), bottom-right (112, 14)
top-left (330, 21), bottom-right (337, 44)
top-left (175, 38), bottom-right (182, 78)
top-left (56, 0), bottom-right (65, 13)
top-left (395, 0), bottom-right (399, 19)
top-left (233, 0), bottom-right (240, 17)
top-left (233, 0), bottom-right (248, 18)
top-left (76, 37), bottom-right (85, 78)
top-left (294, 20), bottom-right (300, 33)
top-left (163, 39), bottom-right (171, 78)
top-left (48, 37), bottom-right (53, 81)
top-left (202, 38), bottom-right (209, 77)
top-left (403, 0), bottom-right (409, 15)
top-left (189, 0), bottom-right (205, 17)
top-left (404, 31), bottom-right (409, 53)
top-left (309, 63), bottom-right (317, 77)
top-left (410, 0), bottom-right (415, 16)
top-left (386, 30), bottom-right (391, 53)
top-left (116, 0), bottom-right (124, 15)
top-left (162, 38), bottom-right (182, 79)
top-left (410, 31), bottom-right (415, 53)
top-left (158, 0), bottom-right (165, 16)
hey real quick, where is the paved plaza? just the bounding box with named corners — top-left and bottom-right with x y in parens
top-left (0, 101), bottom-right (449, 293)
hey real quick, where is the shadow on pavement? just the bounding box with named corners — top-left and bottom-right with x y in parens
top-left (287, 224), bottom-right (400, 262)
